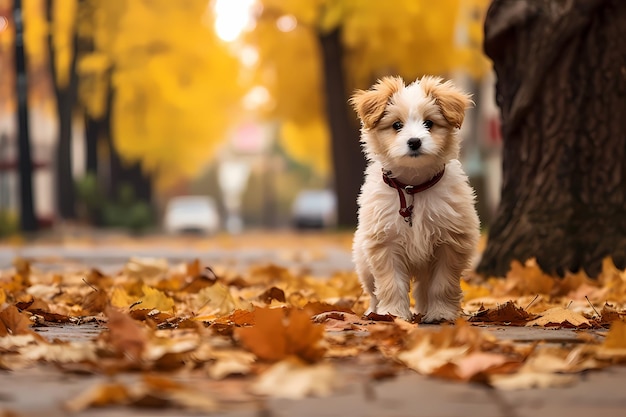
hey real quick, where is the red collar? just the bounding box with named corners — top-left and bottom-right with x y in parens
top-left (382, 166), bottom-right (445, 225)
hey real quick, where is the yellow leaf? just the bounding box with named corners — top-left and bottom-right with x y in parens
top-left (134, 286), bottom-right (175, 313)
top-left (604, 320), bottom-right (626, 349)
top-left (525, 307), bottom-right (591, 328)
top-left (194, 283), bottom-right (243, 317)
top-left (110, 287), bottom-right (135, 309)
top-left (0, 288), bottom-right (6, 305)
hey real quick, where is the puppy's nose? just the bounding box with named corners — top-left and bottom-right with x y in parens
top-left (407, 138), bottom-right (422, 151)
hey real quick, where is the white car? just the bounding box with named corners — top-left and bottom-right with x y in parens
top-left (163, 196), bottom-right (220, 235)
top-left (291, 189), bottom-right (337, 229)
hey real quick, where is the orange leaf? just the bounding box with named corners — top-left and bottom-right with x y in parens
top-left (236, 308), bottom-right (324, 362)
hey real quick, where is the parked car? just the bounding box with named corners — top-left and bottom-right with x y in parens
top-left (291, 189), bottom-right (337, 229)
top-left (163, 196), bottom-right (220, 235)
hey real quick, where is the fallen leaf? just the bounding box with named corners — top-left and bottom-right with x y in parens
top-left (490, 371), bottom-right (577, 390)
top-left (251, 357), bottom-right (338, 399)
top-left (257, 286), bottom-right (286, 304)
top-left (236, 307), bottom-right (325, 362)
top-left (526, 307), bottom-right (593, 328)
top-left (105, 307), bottom-right (148, 360)
top-left (469, 301), bottom-right (531, 325)
top-left (64, 382), bottom-right (131, 412)
top-left (134, 286), bottom-right (175, 313)
top-left (0, 306), bottom-right (34, 336)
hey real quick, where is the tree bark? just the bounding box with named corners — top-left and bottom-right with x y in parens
top-left (13, 0), bottom-right (37, 231)
top-left (478, 0), bottom-right (626, 277)
top-left (47, 0), bottom-right (77, 220)
top-left (319, 28), bottom-right (364, 227)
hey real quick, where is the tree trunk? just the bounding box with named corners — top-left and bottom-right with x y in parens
top-left (478, 0), bottom-right (626, 277)
top-left (13, 0), bottom-right (37, 232)
top-left (83, 113), bottom-right (100, 174)
top-left (47, 0), bottom-right (77, 220)
top-left (319, 28), bottom-right (364, 228)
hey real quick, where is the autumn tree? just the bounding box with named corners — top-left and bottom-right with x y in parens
top-left (46, 0), bottom-right (78, 219)
top-left (246, 0), bottom-right (489, 226)
top-left (478, 0), bottom-right (626, 277)
top-left (78, 0), bottom-right (243, 189)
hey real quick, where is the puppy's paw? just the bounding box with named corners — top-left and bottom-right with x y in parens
top-left (422, 307), bottom-right (459, 324)
top-left (376, 305), bottom-right (412, 322)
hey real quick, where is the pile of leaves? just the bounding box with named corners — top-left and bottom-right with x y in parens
top-left (1, 255), bottom-right (626, 413)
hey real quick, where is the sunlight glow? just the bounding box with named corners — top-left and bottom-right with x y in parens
top-left (276, 14), bottom-right (297, 33)
top-left (243, 86), bottom-right (271, 110)
top-left (213, 0), bottom-right (257, 42)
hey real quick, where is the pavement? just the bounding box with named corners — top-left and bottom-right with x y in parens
top-left (1, 230), bottom-right (626, 416)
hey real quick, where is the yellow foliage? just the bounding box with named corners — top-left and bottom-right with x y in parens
top-left (280, 118), bottom-right (331, 175)
top-left (51, 0), bottom-right (77, 88)
top-left (77, 0), bottom-right (243, 186)
top-left (249, 0), bottom-right (491, 176)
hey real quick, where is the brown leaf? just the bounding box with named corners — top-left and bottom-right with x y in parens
top-left (469, 301), bottom-right (531, 325)
top-left (0, 305), bottom-right (34, 336)
top-left (236, 307), bottom-right (324, 362)
top-left (82, 290), bottom-right (109, 315)
top-left (258, 286), bottom-right (286, 304)
top-left (105, 307), bottom-right (148, 359)
top-left (28, 309), bottom-right (71, 323)
top-left (365, 312), bottom-right (395, 322)
top-left (303, 301), bottom-right (355, 316)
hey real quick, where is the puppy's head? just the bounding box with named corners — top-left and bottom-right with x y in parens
top-left (350, 76), bottom-right (472, 173)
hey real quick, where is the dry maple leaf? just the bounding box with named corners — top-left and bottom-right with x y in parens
top-left (525, 307), bottom-right (594, 328)
top-left (235, 307), bottom-right (325, 362)
top-left (133, 286), bottom-right (175, 313)
top-left (469, 301), bottom-right (532, 325)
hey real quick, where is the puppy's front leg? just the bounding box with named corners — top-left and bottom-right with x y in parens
top-left (422, 244), bottom-right (465, 323)
top-left (368, 244), bottom-right (412, 320)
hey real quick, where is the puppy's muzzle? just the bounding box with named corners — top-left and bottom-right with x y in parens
top-left (407, 138), bottom-right (422, 151)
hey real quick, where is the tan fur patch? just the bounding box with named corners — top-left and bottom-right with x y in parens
top-left (350, 76), bottom-right (405, 129)
top-left (419, 76), bottom-right (473, 129)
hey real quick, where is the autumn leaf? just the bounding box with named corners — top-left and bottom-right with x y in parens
top-left (194, 283), bottom-right (246, 318)
top-left (133, 285), bottom-right (175, 313)
top-left (65, 375), bottom-right (217, 413)
top-left (251, 357), bottom-right (338, 399)
top-left (0, 305), bottom-right (34, 336)
top-left (235, 307), bottom-right (325, 362)
top-left (525, 307), bottom-right (594, 328)
top-left (469, 301), bottom-right (532, 325)
top-left (595, 320), bottom-right (626, 362)
top-left (104, 307), bottom-right (148, 360)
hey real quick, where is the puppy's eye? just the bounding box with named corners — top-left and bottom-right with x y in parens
top-left (423, 120), bottom-right (434, 130)
top-left (392, 121), bottom-right (403, 131)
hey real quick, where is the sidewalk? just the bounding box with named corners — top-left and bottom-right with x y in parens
top-left (1, 324), bottom-right (624, 417)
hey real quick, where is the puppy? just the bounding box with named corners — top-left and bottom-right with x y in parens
top-left (350, 76), bottom-right (480, 323)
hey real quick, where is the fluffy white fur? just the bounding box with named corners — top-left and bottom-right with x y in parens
top-left (350, 76), bottom-right (480, 323)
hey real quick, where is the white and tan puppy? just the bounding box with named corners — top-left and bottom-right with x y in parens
top-left (350, 76), bottom-right (480, 323)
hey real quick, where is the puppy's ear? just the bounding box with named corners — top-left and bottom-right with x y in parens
top-left (420, 76), bottom-right (473, 129)
top-left (349, 76), bottom-right (404, 129)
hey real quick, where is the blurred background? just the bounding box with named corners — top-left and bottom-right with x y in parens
top-left (0, 0), bottom-right (502, 237)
